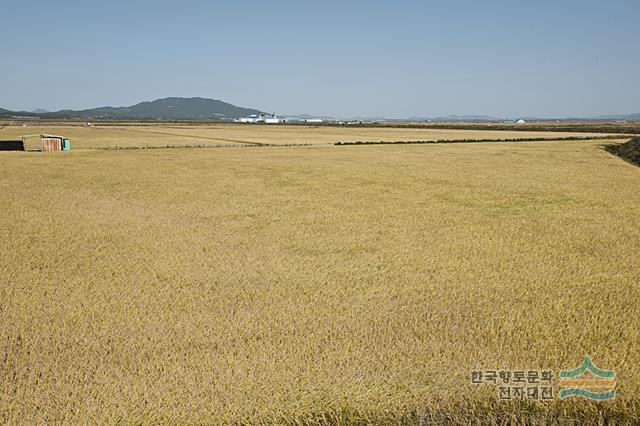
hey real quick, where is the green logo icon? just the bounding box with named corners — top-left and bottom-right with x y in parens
top-left (558, 357), bottom-right (616, 400)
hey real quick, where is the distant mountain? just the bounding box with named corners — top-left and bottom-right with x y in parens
top-left (0, 97), bottom-right (265, 120)
top-left (64, 97), bottom-right (265, 120)
top-left (1, 100), bottom-right (638, 122)
top-left (593, 112), bottom-right (640, 120)
top-left (423, 113), bottom-right (640, 122)
top-left (283, 114), bottom-right (505, 122)
top-left (428, 115), bottom-right (504, 122)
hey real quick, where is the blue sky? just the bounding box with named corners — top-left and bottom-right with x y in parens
top-left (1, 0), bottom-right (639, 118)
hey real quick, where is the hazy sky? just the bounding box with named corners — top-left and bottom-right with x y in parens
top-left (2, 0), bottom-right (639, 118)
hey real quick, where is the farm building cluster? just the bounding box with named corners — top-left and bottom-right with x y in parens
top-left (235, 113), bottom-right (286, 124)
top-left (0, 134), bottom-right (71, 151)
top-left (235, 113), bottom-right (326, 124)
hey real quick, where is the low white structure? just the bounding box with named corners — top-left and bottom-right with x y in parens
top-left (515, 118), bottom-right (526, 124)
top-left (236, 113), bottom-right (286, 124)
top-left (236, 114), bottom-right (260, 123)
top-left (265, 116), bottom-right (286, 124)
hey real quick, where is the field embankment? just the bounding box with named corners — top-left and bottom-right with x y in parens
top-left (335, 135), bottom-right (623, 146)
top-left (605, 137), bottom-right (640, 167)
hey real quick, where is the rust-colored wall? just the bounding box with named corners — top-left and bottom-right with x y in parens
top-left (41, 138), bottom-right (62, 152)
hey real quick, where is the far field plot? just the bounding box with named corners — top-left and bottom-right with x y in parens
top-left (0, 123), bottom-right (619, 149)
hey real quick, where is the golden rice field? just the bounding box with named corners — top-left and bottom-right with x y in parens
top-left (1, 130), bottom-right (640, 424)
top-left (0, 122), bottom-right (619, 150)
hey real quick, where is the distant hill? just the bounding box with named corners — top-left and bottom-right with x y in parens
top-left (429, 115), bottom-right (504, 122)
top-left (0, 100), bottom-right (638, 122)
top-left (0, 97), bottom-right (265, 121)
top-left (594, 112), bottom-right (640, 120)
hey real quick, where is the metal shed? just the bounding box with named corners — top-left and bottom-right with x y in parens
top-left (41, 135), bottom-right (63, 151)
top-left (21, 134), bottom-right (71, 151)
top-left (0, 140), bottom-right (25, 151)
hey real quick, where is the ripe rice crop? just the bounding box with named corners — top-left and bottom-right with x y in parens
top-left (0, 122), bottom-right (619, 150)
top-left (1, 138), bottom-right (639, 424)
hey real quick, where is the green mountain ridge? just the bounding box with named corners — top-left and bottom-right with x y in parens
top-left (0, 97), bottom-right (264, 120)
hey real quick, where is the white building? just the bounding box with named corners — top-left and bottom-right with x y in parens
top-left (236, 113), bottom-right (286, 124)
top-left (236, 114), bottom-right (260, 123)
top-left (264, 116), bottom-right (286, 124)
